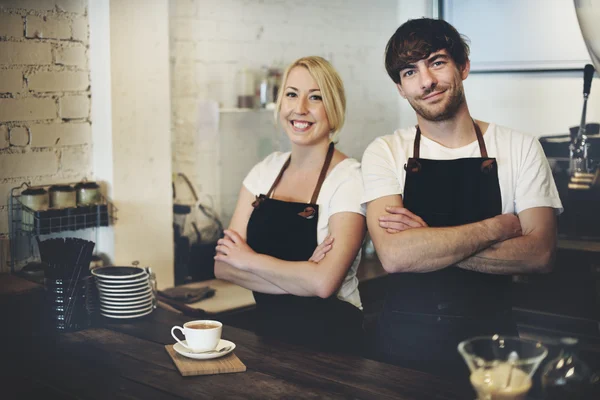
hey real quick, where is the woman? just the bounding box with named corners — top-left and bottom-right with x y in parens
top-left (214, 56), bottom-right (366, 352)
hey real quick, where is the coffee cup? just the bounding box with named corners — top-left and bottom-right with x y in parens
top-left (171, 320), bottom-right (222, 352)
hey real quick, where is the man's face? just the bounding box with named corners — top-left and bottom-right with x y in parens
top-left (396, 49), bottom-right (469, 122)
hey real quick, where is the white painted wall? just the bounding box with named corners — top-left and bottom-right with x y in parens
top-left (396, 0), bottom-right (600, 137)
top-left (109, 0), bottom-right (174, 289)
top-left (88, 0), bottom-right (114, 262)
top-left (170, 0), bottom-right (402, 226)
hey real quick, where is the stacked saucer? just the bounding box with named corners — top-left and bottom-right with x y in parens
top-left (91, 266), bottom-right (155, 319)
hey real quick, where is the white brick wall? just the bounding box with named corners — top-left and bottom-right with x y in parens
top-left (29, 122), bottom-right (91, 147)
top-left (0, 42), bottom-right (52, 64)
top-left (26, 15), bottom-right (71, 39)
top-left (0, 12), bottom-right (23, 38)
top-left (0, 0), bottom-right (86, 13)
top-left (0, 69), bottom-right (23, 92)
top-left (0, 125), bottom-right (9, 149)
top-left (71, 16), bottom-right (87, 42)
top-left (0, 3), bottom-right (92, 247)
top-left (0, 98), bottom-right (56, 121)
top-left (169, 0), bottom-right (400, 224)
top-left (27, 70), bottom-right (89, 92)
top-left (0, 151), bottom-right (59, 178)
top-left (54, 44), bottom-right (87, 66)
top-left (59, 94), bottom-right (89, 119)
top-left (9, 126), bottom-right (30, 147)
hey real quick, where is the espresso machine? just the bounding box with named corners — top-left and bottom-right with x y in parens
top-left (550, 1), bottom-right (600, 238)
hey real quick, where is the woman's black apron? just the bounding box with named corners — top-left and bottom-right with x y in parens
top-left (373, 122), bottom-right (517, 378)
top-left (246, 143), bottom-right (363, 353)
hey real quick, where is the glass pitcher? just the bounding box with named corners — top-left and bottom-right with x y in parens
top-left (458, 335), bottom-right (548, 400)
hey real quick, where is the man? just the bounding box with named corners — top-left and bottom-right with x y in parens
top-left (361, 18), bottom-right (563, 377)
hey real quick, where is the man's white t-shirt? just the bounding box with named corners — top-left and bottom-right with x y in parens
top-left (243, 152), bottom-right (366, 309)
top-left (361, 123), bottom-right (563, 215)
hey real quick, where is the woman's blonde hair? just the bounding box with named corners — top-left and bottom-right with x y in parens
top-left (275, 56), bottom-right (346, 142)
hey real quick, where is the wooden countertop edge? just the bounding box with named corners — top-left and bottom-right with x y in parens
top-left (557, 238), bottom-right (600, 252)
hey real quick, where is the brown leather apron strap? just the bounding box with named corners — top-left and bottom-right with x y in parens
top-left (265, 157), bottom-right (290, 199)
top-left (414, 120), bottom-right (488, 158)
top-left (413, 124), bottom-right (422, 158)
top-left (472, 121), bottom-right (488, 158)
top-left (310, 142), bottom-right (335, 204)
top-left (264, 142), bottom-right (335, 204)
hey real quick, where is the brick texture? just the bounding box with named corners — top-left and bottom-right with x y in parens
top-left (59, 95), bottom-right (89, 119)
top-left (60, 146), bottom-right (90, 175)
top-left (56, 0), bottom-right (87, 14)
top-left (0, 125), bottom-right (8, 149)
top-left (26, 15), bottom-right (71, 39)
top-left (0, 151), bottom-right (58, 178)
top-left (0, 69), bottom-right (23, 93)
top-left (9, 126), bottom-right (30, 146)
top-left (30, 122), bottom-right (91, 147)
top-left (54, 45), bottom-right (87, 66)
top-left (0, 1), bottom-right (85, 13)
top-left (27, 71), bottom-right (89, 92)
top-left (0, 98), bottom-right (56, 122)
top-left (0, 12), bottom-right (23, 38)
top-left (0, 0), bottom-right (59, 12)
top-left (71, 16), bottom-right (87, 42)
top-left (0, 42), bottom-right (52, 65)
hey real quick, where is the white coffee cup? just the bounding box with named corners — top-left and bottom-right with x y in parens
top-left (171, 320), bottom-right (222, 352)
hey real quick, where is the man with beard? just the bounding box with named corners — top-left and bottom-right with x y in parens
top-left (360, 18), bottom-right (563, 377)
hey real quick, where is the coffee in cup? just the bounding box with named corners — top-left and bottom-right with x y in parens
top-left (171, 320), bottom-right (222, 352)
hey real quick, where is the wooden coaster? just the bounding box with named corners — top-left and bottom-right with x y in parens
top-left (165, 345), bottom-right (246, 376)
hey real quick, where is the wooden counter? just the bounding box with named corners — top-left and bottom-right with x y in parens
top-left (0, 286), bottom-right (472, 400)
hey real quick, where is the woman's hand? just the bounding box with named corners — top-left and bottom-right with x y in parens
top-left (214, 229), bottom-right (257, 271)
top-left (308, 236), bottom-right (334, 263)
top-left (378, 206), bottom-right (428, 233)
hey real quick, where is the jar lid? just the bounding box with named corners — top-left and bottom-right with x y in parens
top-left (75, 181), bottom-right (100, 189)
top-left (22, 188), bottom-right (48, 196)
top-left (49, 185), bottom-right (75, 192)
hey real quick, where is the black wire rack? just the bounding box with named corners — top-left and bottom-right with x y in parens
top-left (7, 182), bottom-right (117, 273)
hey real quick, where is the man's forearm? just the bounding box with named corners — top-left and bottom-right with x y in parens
top-left (376, 219), bottom-right (502, 273)
top-left (456, 234), bottom-right (555, 274)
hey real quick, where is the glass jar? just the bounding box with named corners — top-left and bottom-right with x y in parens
top-left (541, 338), bottom-right (595, 399)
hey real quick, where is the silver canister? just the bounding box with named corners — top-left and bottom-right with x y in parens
top-left (20, 187), bottom-right (49, 231)
top-left (49, 185), bottom-right (76, 209)
top-left (75, 181), bottom-right (101, 206)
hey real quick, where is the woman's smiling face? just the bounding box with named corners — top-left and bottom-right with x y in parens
top-left (279, 66), bottom-right (331, 147)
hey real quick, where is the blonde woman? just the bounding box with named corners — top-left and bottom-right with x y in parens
top-left (214, 56), bottom-right (366, 352)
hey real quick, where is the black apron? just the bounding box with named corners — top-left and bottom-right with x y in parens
top-left (373, 122), bottom-right (517, 378)
top-left (246, 143), bottom-right (363, 353)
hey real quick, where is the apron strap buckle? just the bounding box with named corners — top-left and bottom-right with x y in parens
top-left (480, 159), bottom-right (496, 174)
top-left (252, 195), bottom-right (266, 208)
top-left (404, 159), bottom-right (421, 174)
top-left (298, 206), bottom-right (316, 219)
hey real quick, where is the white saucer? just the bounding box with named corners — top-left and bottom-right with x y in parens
top-left (96, 280), bottom-right (149, 290)
top-left (96, 284), bottom-right (150, 293)
top-left (97, 287), bottom-right (152, 297)
top-left (95, 275), bottom-right (149, 285)
top-left (92, 266), bottom-right (147, 280)
top-left (99, 296), bottom-right (153, 306)
top-left (99, 303), bottom-right (153, 314)
top-left (100, 299), bottom-right (153, 310)
top-left (99, 292), bottom-right (153, 302)
top-left (173, 339), bottom-right (235, 360)
top-left (100, 307), bottom-right (153, 319)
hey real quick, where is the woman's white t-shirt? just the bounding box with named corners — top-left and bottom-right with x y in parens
top-left (243, 152), bottom-right (366, 309)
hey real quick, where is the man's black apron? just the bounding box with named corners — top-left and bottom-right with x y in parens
top-left (373, 122), bottom-right (517, 378)
top-left (246, 143), bottom-right (363, 353)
